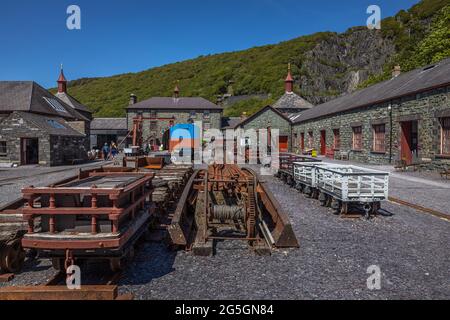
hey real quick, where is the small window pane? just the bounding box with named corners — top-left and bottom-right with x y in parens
top-left (442, 117), bottom-right (450, 155)
top-left (0, 141), bottom-right (6, 155)
top-left (373, 124), bottom-right (385, 152)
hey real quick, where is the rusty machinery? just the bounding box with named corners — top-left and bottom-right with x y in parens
top-left (169, 164), bottom-right (299, 256)
top-left (20, 169), bottom-right (155, 272)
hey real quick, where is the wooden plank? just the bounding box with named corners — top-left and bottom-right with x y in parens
top-left (0, 285), bottom-right (118, 300)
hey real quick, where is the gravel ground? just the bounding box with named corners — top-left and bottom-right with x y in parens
top-left (1, 170), bottom-right (448, 300)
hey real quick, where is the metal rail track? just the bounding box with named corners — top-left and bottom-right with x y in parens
top-left (388, 196), bottom-right (450, 222)
top-left (0, 267), bottom-right (133, 300)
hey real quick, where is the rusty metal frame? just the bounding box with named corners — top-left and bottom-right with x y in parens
top-left (21, 172), bottom-right (154, 255)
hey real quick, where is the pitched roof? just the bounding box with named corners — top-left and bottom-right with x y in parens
top-left (0, 81), bottom-right (87, 121)
top-left (14, 111), bottom-right (85, 137)
top-left (294, 58), bottom-right (450, 124)
top-left (126, 97), bottom-right (222, 110)
top-left (55, 92), bottom-right (92, 114)
top-left (273, 92), bottom-right (314, 110)
top-left (91, 118), bottom-right (128, 130)
top-left (234, 105), bottom-right (292, 128)
top-left (221, 117), bottom-right (242, 129)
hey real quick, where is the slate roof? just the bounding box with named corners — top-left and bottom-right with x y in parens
top-left (294, 58), bottom-right (450, 124)
top-left (55, 92), bottom-right (92, 114)
top-left (233, 105), bottom-right (292, 129)
top-left (127, 97), bottom-right (222, 110)
top-left (14, 111), bottom-right (85, 137)
top-left (0, 81), bottom-right (88, 121)
top-left (221, 117), bottom-right (242, 129)
top-left (273, 92), bottom-right (313, 110)
top-left (91, 118), bottom-right (128, 130)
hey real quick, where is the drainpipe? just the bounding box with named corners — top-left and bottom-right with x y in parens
top-left (388, 103), bottom-right (393, 164)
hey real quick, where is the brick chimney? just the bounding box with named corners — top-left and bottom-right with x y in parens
top-left (57, 64), bottom-right (67, 93)
top-left (129, 94), bottom-right (137, 105)
top-left (392, 65), bottom-right (401, 78)
top-left (285, 63), bottom-right (294, 93)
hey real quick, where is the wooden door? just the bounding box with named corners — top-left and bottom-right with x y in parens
top-left (320, 131), bottom-right (326, 155)
top-left (400, 121), bottom-right (414, 165)
top-left (279, 136), bottom-right (289, 153)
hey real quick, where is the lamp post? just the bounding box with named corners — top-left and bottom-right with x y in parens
top-left (388, 103), bottom-right (393, 164)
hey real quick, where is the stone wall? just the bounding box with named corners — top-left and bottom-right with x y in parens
top-left (0, 112), bottom-right (89, 166)
top-left (239, 107), bottom-right (292, 150)
top-left (292, 85), bottom-right (450, 169)
top-left (0, 112), bottom-right (50, 165)
top-left (126, 109), bottom-right (222, 144)
top-left (50, 135), bottom-right (88, 166)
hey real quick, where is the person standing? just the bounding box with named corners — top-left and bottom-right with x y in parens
top-left (111, 141), bottom-right (118, 159)
top-left (102, 143), bottom-right (110, 161)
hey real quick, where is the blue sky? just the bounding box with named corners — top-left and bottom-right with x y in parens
top-left (0, 0), bottom-right (419, 88)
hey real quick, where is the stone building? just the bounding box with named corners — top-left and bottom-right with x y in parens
top-left (0, 70), bottom-right (91, 166)
top-left (90, 118), bottom-right (129, 149)
top-left (272, 64), bottom-right (314, 115)
top-left (232, 65), bottom-right (314, 152)
top-left (233, 106), bottom-right (294, 152)
top-left (292, 58), bottom-right (450, 169)
top-left (126, 86), bottom-right (223, 149)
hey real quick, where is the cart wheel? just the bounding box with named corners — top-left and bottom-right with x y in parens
top-left (51, 258), bottom-right (66, 271)
top-left (0, 240), bottom-right (26, 273)
top-left (304, 186), bottom-right (312, 198)
top-left (109, 258), bottom-right (125, 272)
top-left (340, 202), bottom-right (349, 215)
top-left (325, 195), bottom-right (333, 207)
top-left (330, 198), bottom-right (341, 214)
top-left (371, 202), bottom-right (381, 215)
top-left (312, 189), bottom-right (319, 200)
top-left (289, 177), bottom-right (295, 187)
top-left (319, 192), bottom-right (327, 206)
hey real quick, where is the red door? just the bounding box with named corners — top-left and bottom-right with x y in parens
top-left (320, 131), bottom-right (326, 155)
top-left (400, 121), bottom-right (418, 165)
top-left (300, 133), bottom-right (305, 151)
top-left (279, 136), bottom-right (289, 153)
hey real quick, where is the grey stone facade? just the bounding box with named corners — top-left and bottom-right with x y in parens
top-left (126, 110), bottom-right (222, 145)
top-left (237, 107), bottom-right (292, 150)
top-left (292, 85), bottom-right (450, 169)
top-left (0, 112), bottom-right (88, 166)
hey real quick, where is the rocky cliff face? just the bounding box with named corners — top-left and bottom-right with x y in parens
top-left (298, 28), bottom-right (396, 105)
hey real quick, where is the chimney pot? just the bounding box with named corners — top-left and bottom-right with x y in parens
top-left (174, 82), bottom-right (180, 99)
top-left (129, 94), bottom-right (137, 105)
top-left (392, 65), bottom-right (401, 78)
